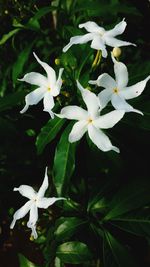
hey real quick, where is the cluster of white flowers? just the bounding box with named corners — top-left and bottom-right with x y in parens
top-left (10, 18), bottom-right (150, 238)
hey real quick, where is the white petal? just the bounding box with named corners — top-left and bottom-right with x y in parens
top-left (88, 124), bottom-right (119, 153)
top-left (43, 91), bottom-right (55, 117)
top-left (112, 55), bottom-right (128, 88)
top-left (105, 18), bottom-right (126, 37)
top-left (13, 185), bottom-right (36, 199)
top-left (63, 33), bottom-right (93, 52)
top-left (111, 93), bottom-right (143, 114)
top-left (104, 36), bottom-right (136, 48)
top-left (94, 110), bottom-right (124, 129)
top-left (120, 75), bottom-right (150, 100)
top-left (10, 200), bottom-right (31, 229)
top-left (91, 35), bottom-right (107, 57)
top-left (90, 73), bottom-right (116, 89)
top-left (77, 81), bottom-right (100, 118)
top-left (20, 87), bottom-right (46, 114)
top-left (18, 72), bottom-right (48, 87)
top-left (33, 52), bottom-right (56, 89)
top-left (37, 197), bottom-right (66, 209)
top-left (30, 225), bottom-right (38, 239)
top-left (98, 89), bottom-right (112, 109)
top-left (69, 120), bottom-right (88, 142)
top-left (27, 203), bottom-right (38, 228)
top-left (59, 106), bottom-right (88, 120)
top-left (79, 21), bottom-right (105, 34)
top-left (27, 204), bottom-right (38, 239)
top-left (52, 68), bottom-right (64, 96)
top-left (37, 167), bottom-right (49, 198)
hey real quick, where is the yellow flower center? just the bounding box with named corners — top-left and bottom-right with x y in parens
top-left (113, 87), bottom-right (119, 94)
top-left (47, 87), bottom-right (51, 91)
top-left (88, 118), bottom-right (93, 124)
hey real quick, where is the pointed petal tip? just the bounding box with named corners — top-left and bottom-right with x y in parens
top-left (13, 187), bottom-right (19, 191)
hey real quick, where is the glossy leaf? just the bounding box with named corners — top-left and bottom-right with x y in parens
top-left (53, 123), bottom-right (76, 196)
top-left (36, 117), bottom-right (65, 154)
top-left (56, 241), bottom-right (92, 264)
top-left (54, 217), bottom-right (87, 241)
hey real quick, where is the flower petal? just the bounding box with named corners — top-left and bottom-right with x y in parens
top-left (90, 73), bottom-right (116, 89)
top-left (104, 36), bottom-right (136, 48)
top-left (37, 167), bottom-right (49, 198)
top-left (10, 200), bottom-right (31, 229)
top-left (94, 110), bottom-right (124, 129)
top-left (37, 197), bottom-right (66, 209)
top-left (27, 203), bottom-right (38, 239)
top-left (111, 93), bottom-right (143, 114)
top-left (52, 68), bottom-right (64, 96)
top-left (120, 75), bottom-right (150, 100)
top-left (88, 124), bottom-right (119, 153)
top-left (77, 81), bottom-right (100, 118)
top-left (13, 185), bottom-right (36, 199)
top-left (79, 21), bottom-right (105, 34)
top-left (111, 54), bottom-right (128, 88)
top-left (91, 35), bottom-right (107, 57)
top-left (105, 18), bottom-right (126, 37)
top-left (20, 87), bottom-right (46, 114)
top-left (43, 91), bottom-right (55, 118)
top-left (33, 52), bottom-right (56, 89)
top-left (69, 120), bottom-right (88, 142)
top-left (98, 89), bottom-right (112, 109)
top-left (63, 33), bottom-right (93, 52)
top-left (59, 106), bottom-right (88, 120)
top-left (18, 72), bottom-right (48, 87)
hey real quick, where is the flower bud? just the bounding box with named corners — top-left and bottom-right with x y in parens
top-left (55, 58), bottom-right (60, 65)
top-left (112, 47), bottom-right (121, 58)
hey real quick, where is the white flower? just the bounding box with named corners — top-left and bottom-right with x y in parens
top-left (56, 81), bottom-right (124, 153)
top-left (89, 54), bottom-right (150, 114)
top-left (63, 18), bottom-right (135, 58)
top-left (10, 167), bottom-right (65, 239)
top-left (19, 52), bottom-right (64, 118)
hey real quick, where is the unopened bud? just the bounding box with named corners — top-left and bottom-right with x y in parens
top-left (55, 58), bottom-right (60, 65)
top-left (112, 47), bottom-right (121, 58)
top-left (30, 235), bottom-right (34, 241)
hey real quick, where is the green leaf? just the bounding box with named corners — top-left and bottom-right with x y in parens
top-left (56, 241), bottom-right (92, 264)
top-left (18, 253), bottom-right (39, 267)
top-left (110, 209), bottom-right (150, 237)
top-left (0, 91), bottom-right (26, 112)
top-left (53, 123), bottom-right (76, 196)
top-left (36, 117), bottom-right (65, 154)
top-left (12, 43), bottom-right (34, 86)
top-left (104, 231), bottom-right (137, 267)
top-left (104, 180), bottom-right (150, 220)
top-left (54, 217), bottom-right (87, 241)
top-left (0, 29), bottom-right (20, 45)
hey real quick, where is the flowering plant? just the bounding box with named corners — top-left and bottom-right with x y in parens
top-left (1, 1), bottom-right (150, 267)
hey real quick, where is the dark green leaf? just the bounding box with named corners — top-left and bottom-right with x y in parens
top-left (36, 117), bottom-right (65, 154)
top-left (54, 217), bottom-right (87, 241)
top-left (0, 29), bottom-right (20, 45)
top-left (18, 253), bottom-right (39, 267)
top-left (104, 231), bottom-right (137, 267)
top-left (53, 123), bottom-right (76, 196)
top-left (0, 91), bottom-right (26, 112)
top-left (12, 43), bottom-right (34, 86)
top-left (104, 180), bottom-right (150, 220)
top-left (56, 241), bottom-right (92, 264)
